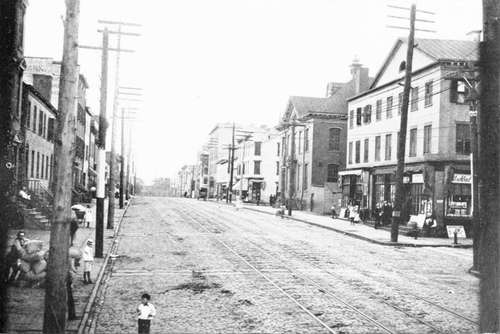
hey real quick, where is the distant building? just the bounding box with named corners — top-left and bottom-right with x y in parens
top-left (344, 38), bottom-right (478, 231)
top-left (234, 128), bottom-right (279, 204)
top-left (279, 60), bottom-right (370, 214)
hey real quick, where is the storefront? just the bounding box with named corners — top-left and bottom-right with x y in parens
top-left (339, 169), bottom-right (368, 208)
top-left (443, 171), bottom-right (472, 233)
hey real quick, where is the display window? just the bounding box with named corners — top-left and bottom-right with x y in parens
top-left (446, 183), bottom-right (471, 217)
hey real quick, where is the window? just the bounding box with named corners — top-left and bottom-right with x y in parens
top-left (45, 155), bottom-right (49, 179)
top-left (399, 60), bottom-right (406, 72)
top-left (386, 96), bottom-right (393, 118)
top-left (409, 128), bottom-right (417, 157)
top-left (242, 162), bottom-right (246, 174)
top-left (38, 111), bottom-right (44, 136)
top-left (450, 79), bottom-right (469, 104)
top-left (277, 142), bottom-right (280, 156)
top-left (423, 125), bottom-right (432, 154)
top-left (349, 110), bottom-right (354, 128)
top-left (304, 128), bottom-right (309, 152)
top-left (328, 128), bottom-right (341, 151)
top-left (375, 136), bottom-right (381, 161)
top-left (363, 138), bottom-right (369, 162)
top-left (254, 142), bottom-right (261, 156)
top-left (348, 142), bottom-right (353, 164)
top-left (376, 100), bottom-right (382, 121)
top-left (425, 81), bottom-right (433, 107)
top-left (36, 152), bottom-right (40, 178)
top-left (237, 165), bottom-right (241, 175)
top-left (456, 124), bottom-right (471, 154)
top-left (385, 134), bottom-right (392, 160)
top-left (26, 102), bottom-right (31, 128)
top-left (327, 164), bottom-right (338, 182)
top-left (30, 150), bottom-right (35, 178)
top-left (411, 86), bottom-right (419, 111)
top-left (398, 92), bottom-right (404, 114)
top-left (363, 105), bottom-right (372, 123)
top-left (276, 161), bottom-right (280, 175)
top-left (50, 155), bottom-right (53, 182)
top-left (356, 108), bottom-right (362, 125)
top-left (355, 140), bottom-right (361, 163)
top-left (41, 154), bottom-right (45, 180)
top-left (25, 146), bottom-right (29, 176)
top-left (33, 106), bottom-right (37, 132)
top-left (304, 163), bottom-right (308, 189)
top-left (254, 161), bottom-right (261, 175)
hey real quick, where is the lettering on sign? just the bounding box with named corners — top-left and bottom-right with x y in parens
top-left (412, 173), bottom-right (423, 183)
top-left (452, 173), bottom-right (471, 184)
top-left (446, 225), bottom-right (467, 238)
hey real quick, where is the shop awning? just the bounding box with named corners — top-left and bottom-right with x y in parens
top-left (339, 169), bottom-right (363, 176)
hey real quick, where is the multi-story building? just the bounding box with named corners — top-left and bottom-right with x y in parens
top-left (20, 83), bottom-right (57, 191)
top-left (24, 57), bottom-right (96, 200)
top-left (234, 128), bottom-right (279, 203)
top-left (343, 38), bottom-right (478, 231)
top-left (279, 60), bottom-right (370, 214)
top-left (194, 150), bottom-right (210, 199)
top-left (206, 123), bottom-right (266, 199)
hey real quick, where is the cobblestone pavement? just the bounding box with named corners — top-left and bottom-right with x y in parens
top-left (94, 197), bottom-right (478, 334)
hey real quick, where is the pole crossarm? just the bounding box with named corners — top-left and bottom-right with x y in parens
top-left (78, 44), bottom-right (135, 53)
top-left (97, 29), bottom-right (141, 36)
top-left (98, 19), bottom-right (142, 26)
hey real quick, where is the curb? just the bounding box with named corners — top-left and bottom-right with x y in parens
top-left (242, 207), bottom-right (472, 249)
top-left (76, 199), bottom-right (132, 334)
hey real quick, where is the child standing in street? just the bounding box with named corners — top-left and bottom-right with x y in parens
top-left (137, 293), bottom-right (156, 334)
top-left (82, 239), bottom-right (94, 284)
top-left (84, 204), bottom-right (93, 228)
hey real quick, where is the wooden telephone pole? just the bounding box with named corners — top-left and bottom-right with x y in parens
top-left (287, 123), bottom-right (296, 216)
top-left (101, 20), bottom-right (141, 229)
top-left (0, 0), bottom-right (27, 331)
top-left (390, 3), bottom-right (416, 242)
top-left (479, 0), bottom-right (500, 331)
top-left (43, 1), bottom-right (80, 332)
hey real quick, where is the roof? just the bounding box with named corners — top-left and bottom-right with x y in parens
top-left (23, 83), bottom-right (58, 116)
top-left (283, 79), bottom-right (373, 121)
top-left (411, 38), bottom-right (478, 62)
top-left (370, 38), bottom-right (478, 89)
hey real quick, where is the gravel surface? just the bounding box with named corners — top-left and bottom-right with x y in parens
top-left (94, 197), bottom-right (479, 334)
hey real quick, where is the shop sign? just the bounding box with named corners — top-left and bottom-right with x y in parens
top-left (403, 176), bottom-right (410, 184)
top-left (412, 174), bottom-right (423, 183)
top-left (446, 225), bottom-right (467, 238)
top-left (452, 174), bottom-right (471, 184)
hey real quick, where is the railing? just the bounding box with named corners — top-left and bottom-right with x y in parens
top-left (22, 179), bottom-right (54, 219)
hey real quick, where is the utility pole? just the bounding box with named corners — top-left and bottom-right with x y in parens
top-left (287, 123), bottom-right (296, 216)
top-left (226, 123), bottom-right (236, 203)
top-left (390, 3), bottom-right (415, 242)
top-left (43, 1), bottom-right (80, 332)
top-left (95, 28), bottom-right (109, 259)
top-left (79, 27), bottom-right (135, 257)
top-left (126, 119), bottom-right (132, 200)
top-left (0, 0), bottom-right (27, 331)
top-left (280, 128), bottom-right (287, 206)
top-left (479, 0), bottom-right (500, 331)
top-left (119, 107), bottom-right (125, 208)
top-left (100, 20), bottom-right (141, 229)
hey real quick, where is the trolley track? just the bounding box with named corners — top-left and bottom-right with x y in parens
top-left (179, 200), bottom-right (478, 333)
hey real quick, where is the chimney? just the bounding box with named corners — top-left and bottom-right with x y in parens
top-left (325, 82), bottom-right (343, 97)
top-left (466, 30), bottom-right (482, 42)
top-left (350, 56), bottom-right (369, 94)
top-left (32, 74), bottom-right (53, 102)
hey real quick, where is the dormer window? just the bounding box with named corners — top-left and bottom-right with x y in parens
top-left (399, 61), bottom-right (406, 72)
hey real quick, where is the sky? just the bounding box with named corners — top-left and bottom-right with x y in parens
top-left (24, 0), bottom-right (482, 184)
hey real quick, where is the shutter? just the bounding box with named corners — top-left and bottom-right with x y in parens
top-left (450, 79), bottom-right (458, 103)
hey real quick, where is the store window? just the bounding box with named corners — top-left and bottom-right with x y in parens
top-left (446, 183), bottom-right (471, 217)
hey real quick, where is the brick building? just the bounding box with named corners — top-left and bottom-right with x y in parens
top-left (279, 60), bottom-right (370, 214)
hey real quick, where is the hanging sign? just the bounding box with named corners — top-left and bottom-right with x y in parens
top-left (412, 174), bottom-right (424, 183)
top-left (452, 174), bottom-right (471, 184)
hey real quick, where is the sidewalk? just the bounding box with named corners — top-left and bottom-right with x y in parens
top-left (241, 204), bottom-right (473, 248)
top-left (6, 199), bottom-right (129, 333)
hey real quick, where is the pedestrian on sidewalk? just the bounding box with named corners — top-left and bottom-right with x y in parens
top-left (6, 231), bottom-right (28, 283)
top-left (374, 204), bottom-right (381, 229)
top-left (82, 239), bottom-right (94, 284)
top-left (137, 293), bottom-right (156, 334)
top-left (67, 251), bottom-right (79, 320)
top-left (84, 204), bottom-right (93, 228)
top-left (70, 215), bottom-right (79, 246)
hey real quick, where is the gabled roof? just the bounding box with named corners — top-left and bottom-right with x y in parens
top-left (370, 38), bottom-right (478, 89)
top-left (282, 78), bottom-right (373, 122)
